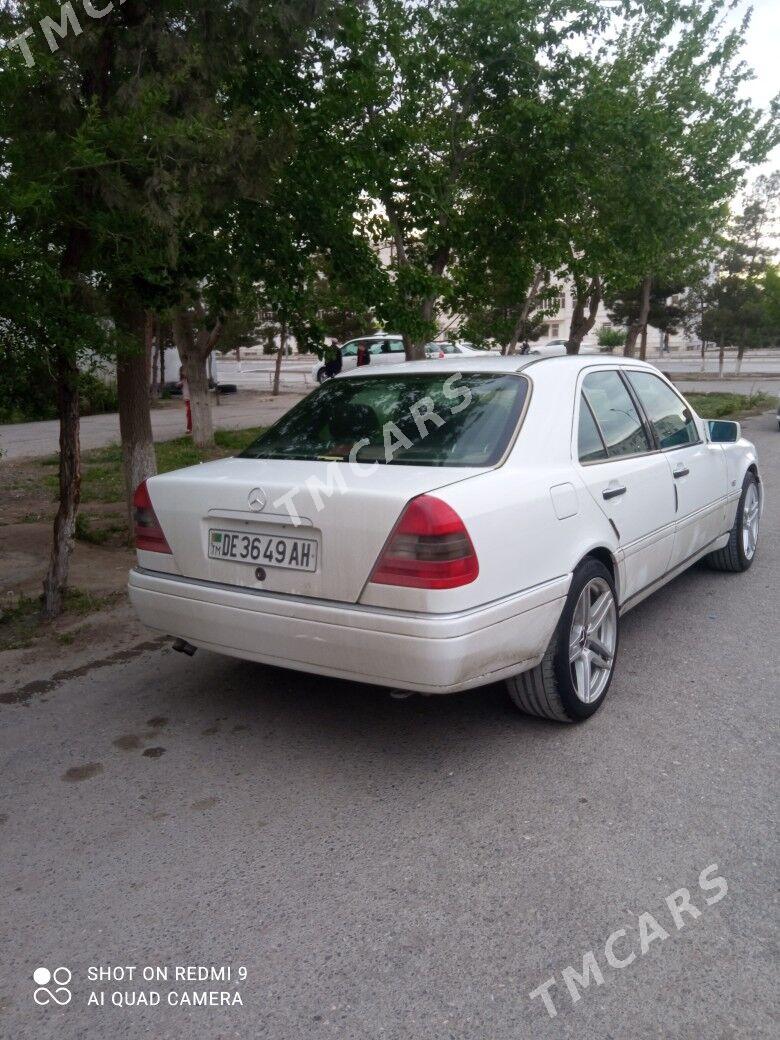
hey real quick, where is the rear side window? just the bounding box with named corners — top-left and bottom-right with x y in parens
top-left (626, 372), bottom-right (699, 449)
top-left (578, 397), bottom-right (607, 462)
top-left (581, 371), bottom-right (651, 459)
top-left (241, 373), bottom-right (529, 468)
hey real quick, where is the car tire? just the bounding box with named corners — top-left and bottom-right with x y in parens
top-left (705, 470), bottom-right (759, 573)
top-left (316, 368), bottom-right (328, 384)
top-left (506, 558), bottom-right (619, 722)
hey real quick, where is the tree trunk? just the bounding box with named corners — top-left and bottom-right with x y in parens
top-left (405, 335), bottom-right (427, 361)
top-left (718, 340), bottom-right (725, 378)
top-left (639, 324), bottom-right (648, 361)
top-left (566, 277), bottom-right (601, 355)
top-left (508, 270), bottom-right (544, 354)
top-left (149, 316), bottom-right (161, 399)
top-left (700, 340), bottom-right (706, 372)
top-left (182, 348), bottom-right (214, 446)
top-left (172, 307), bottom-right (216, 448)
top-left (623, 275), bottom-right (652, 357)
top-left (41, 349), bottom-right (81, 619)
top-left (735, 343), bottom-right (744, 376)
top-left (272, 322), bottom-right (286, 396)
top-left (117, 310), bottom-right (157, 536)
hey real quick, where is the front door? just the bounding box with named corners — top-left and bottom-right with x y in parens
top-left (575, 370), bottom-right (676, 603)
top-left (624, 370), bottom-right (727, 567)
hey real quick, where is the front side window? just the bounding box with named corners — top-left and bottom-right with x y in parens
top-left (582, 370), bottom-right (651, 459)
top-left (341, 341), bottom-right (358, 357)
top-left (241, 373), bottom-right (529, 468)
top-left (626, 372), bottom-right (698, 449)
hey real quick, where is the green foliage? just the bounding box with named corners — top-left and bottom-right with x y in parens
top-left (596, 327), bottom-right (626, 349)
top-left (685, 392), bottom-right (773, 419)
top-left (0, 350), bottom-right (119, 422)
top-left (606, 280), bottom-right (686, 337)
top-left (698, 172), bottom-right (780, 351)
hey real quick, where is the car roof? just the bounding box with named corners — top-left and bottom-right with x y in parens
top-left (345, 333), bottom-right (402, 340)
top-left (339, 353), bottom-right (660, 378)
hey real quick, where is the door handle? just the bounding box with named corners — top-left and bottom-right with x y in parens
top-left (602, 484), bottom-right (627, 500)
top-left (673, 466), bottom-right (690, 478)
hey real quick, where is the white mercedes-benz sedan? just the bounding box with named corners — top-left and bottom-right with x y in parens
top-left (129, 355), bottom-right (762, 722)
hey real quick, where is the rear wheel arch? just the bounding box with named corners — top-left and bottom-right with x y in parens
top-left (506, 555), bottom-right (620, 722)
top-left (579, 546), bottom-right (619, 603)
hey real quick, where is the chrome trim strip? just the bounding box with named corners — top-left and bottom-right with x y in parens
top-left (619, 534), bottom-right (724, 612)
top-left (132, 566), bottom-right (570, 622)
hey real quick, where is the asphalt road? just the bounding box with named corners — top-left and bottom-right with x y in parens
top-left (1, 413), bottom-right (778, 1040)
top-left (0, 391), bottom-right (306, 462)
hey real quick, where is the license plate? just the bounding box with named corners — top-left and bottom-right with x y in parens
top-left (208, 528), bottom-right (317, 572)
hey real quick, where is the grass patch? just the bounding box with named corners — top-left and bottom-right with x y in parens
top-left (74, 512), bottom-right (127, 546)
top-left (686, 391), bottom-right (773, 419)
top-left (0, 588), bottom-right (122, 652)
top-left (42, 427), bottom-right (265, 507)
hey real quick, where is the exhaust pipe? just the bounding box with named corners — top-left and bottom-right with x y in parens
top-left (172, 638), bottom-right (197, 657)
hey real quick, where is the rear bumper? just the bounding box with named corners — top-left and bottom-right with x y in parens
top-left (128, 568), bottom-right (569, 694)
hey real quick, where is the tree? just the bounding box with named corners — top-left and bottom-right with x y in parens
top-left (701, 172), bottom-right (779, 373)
top-left (606, 280), bottom-right (685, 358)
top-left (0, 4), bottom-right (124, 615)
top-left (550, 1), bottom-right (777, 355)
top-left (0, 219), bottom-right (110, 617)
top-left (596, 326), bottom-right (626, 351)
top-left (0, 1), bottom-right (356, 604)
top-left (334, 0), bottom-right (603, 359)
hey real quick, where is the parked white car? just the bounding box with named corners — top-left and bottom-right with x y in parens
top-left (129, 355), bottom-right (762, 722)
top-left (425, 341), bottom-right (490, 358)
top-left (532, 339), bottom-right (599, 356)
top-left (311, 334), bottom-right (405, 383)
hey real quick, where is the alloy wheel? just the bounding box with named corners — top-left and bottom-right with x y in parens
top-left (568, 577), bottom-right (617, 704)
top-left (742, 482), bottom-right (759, 560)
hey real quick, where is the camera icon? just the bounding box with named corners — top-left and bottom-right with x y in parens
top-left (33, 966), bottom-right (72, 1006)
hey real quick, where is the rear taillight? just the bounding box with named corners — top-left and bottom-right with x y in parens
top-left (133, 480), bottom-right (172, 554)
top-left (369, 495), bottom-right (478, 589)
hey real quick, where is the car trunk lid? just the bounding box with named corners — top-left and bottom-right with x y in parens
top-left (145, 456), bottom-right (483, 603)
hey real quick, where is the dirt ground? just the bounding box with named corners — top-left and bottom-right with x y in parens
top-left (0, 454), bottom-right (156, 697)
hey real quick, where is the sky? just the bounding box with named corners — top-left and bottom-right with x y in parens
top-left (734, 0), bottom-right (779, 177)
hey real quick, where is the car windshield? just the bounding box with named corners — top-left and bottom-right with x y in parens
top-left (240, 372), bottom-right (529, 467)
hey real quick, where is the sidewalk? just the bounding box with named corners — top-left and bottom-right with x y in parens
top-left (0, 390), bottom-right (306, 462)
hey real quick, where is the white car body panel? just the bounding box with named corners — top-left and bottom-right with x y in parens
top-left (129, 355), bottom-right (761, 693)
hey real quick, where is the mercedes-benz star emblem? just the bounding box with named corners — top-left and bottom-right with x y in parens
top-left (247, 487), bottom-right (267, 512)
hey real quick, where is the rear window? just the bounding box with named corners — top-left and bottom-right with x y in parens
top-left (241, 372), bottom-right (529, 467)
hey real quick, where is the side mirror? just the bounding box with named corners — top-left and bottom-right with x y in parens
top-left (707, 419), bottom-right (741, 443)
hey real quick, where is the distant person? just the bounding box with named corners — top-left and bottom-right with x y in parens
top-left (180, 366), bottom-right (192, 434)
top-left (323, 342), bottom-right (343, 380)
top-left (356, 342), bottom-right (371, 367)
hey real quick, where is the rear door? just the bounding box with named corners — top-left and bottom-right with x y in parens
top-left (624, 370), bottom-right (727, 566)
top-left (370, 337), bottom-right (406, 365)
top-left (574, 369), bottom-right (676, 602)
